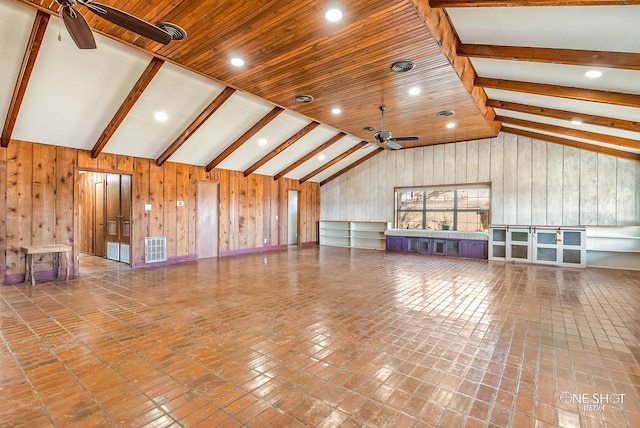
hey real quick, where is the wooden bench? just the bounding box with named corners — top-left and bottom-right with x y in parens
top-left (20, 245), bottom-right (72, 286)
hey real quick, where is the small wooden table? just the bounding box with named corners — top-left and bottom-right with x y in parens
top-left (20, 245), bottom-right (72, 286)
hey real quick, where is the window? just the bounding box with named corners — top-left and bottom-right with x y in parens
top-left (396, 185), bottom-right (490, 232)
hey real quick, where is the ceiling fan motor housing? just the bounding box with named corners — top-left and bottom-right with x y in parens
top-left (375, 130), bottom-right (392, 142)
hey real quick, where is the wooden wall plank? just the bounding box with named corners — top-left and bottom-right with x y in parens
top-left (248, 173), bottom-right (258, 248)
top-left (516, 136), bottom-right (532, 225)
top-left (490, 135), bottom-right (504, 224)
top-left (31, 144), bottom-right (57, 270)
top-left (413, 147), bottom-right (425, 186)
top-left (163, 162), bottom-right (177, 259)
top-left (117, 155), bottom-right (134, 173)
top-left (531, 139), bottom-right (548, 225)
top-left (175, 163), bottom-right (190, 256)
top-left (55, 146), bottom-right (77, 273)
top-left (132, 158), bottom-right (150, 264)
top-left (238, 171), bottom-right (249, 249)
top-left (546, 143), bottom-right (564, 226)
top-left (502, 134), bottom-right (518, 224)
top-left (562, 146), bottom-right (581, 226)
top-left (218, 168), bottom-right (230, 252)
top-left (148, 163), bottom-right (164, 237)
top-left (433, 145), bottom-right (445, 184)
top-left (270, 177), bottom-right (279, 245)
top-left (466, 140), bottom-right (479, 183)
top-left (0, 154), bottom-right (6, 281)
top-left (423, 146), bottom-right (434, 186)
top-left (5, 142), bottom-right (33, 276)
top-left (77, 150), bottom-right (97, 170)
top-left (231, 170), bottom-right (241, 250)
top-left (444, 144), bottom-right (456, 184)
top-left (597, 155), bottom-right (617, 225)
top-left (616, 159), bottom-right (637, 225)
top-left (579, 150), bottom-right (598, 225)
top-left (368, 154), bottom-right (379, 220)
top-left (477, 138), bottom-right (491, 182)
top-left (395, 150), bottom-right (406, 186)
top-left (188, 165), bottom-right (198, 255)
top-left (97, 153), bottom-right (117, 172)
top-left (403, 150), bottom-right (413, 187)
top-left (455, 142), bottom-right (467, 184)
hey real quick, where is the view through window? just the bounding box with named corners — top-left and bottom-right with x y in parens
top-left (396, 185), bottom-right (490, 232)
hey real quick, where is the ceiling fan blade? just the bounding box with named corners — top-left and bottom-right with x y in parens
top-left (385, 141), bottom-right (403, 150)
top-left (84, 2), bottom-right (172, 44)
top-left (391, 136), bottom-right (419, 142)
top-left (61, 6), bottom-right (97, 49)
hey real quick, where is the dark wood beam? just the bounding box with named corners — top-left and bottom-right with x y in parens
top-left (320, 147), bottom-right (384, 186)
top-left (299, 142), bottom-right (368, 184)
top-left (273, 133), bottom-right (346, 181)
top-left (1, 11), bottom-right (49, 148)
top-left (156, 87), bottom-right (235, 166)
top-left (487, 99), bottom-right (640, 133)
top-left (91, 57), bottom-right (164, 158)
top-left (205, 107), bottom-right (284, 172)
top-left (458, 44), bottom-right (640, 71)
top-left (496, 115), bottom-right (640, 150)
top-left (430, 0), bottom-right (640, 7)
top-left (243, 121), bottom-right (320, 177)
top-left (502, 127), bottom-right (640, 162)
top-left (410, 0), bottom-right (500, 134)
top-left (476, 77), bottom-right (640, 108)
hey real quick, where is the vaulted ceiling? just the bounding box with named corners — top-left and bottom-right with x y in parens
top-left (1, 0), bottom-right (639, 185)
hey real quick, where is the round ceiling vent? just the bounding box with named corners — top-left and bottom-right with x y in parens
top-left (436, 110), bottom-right (455, 117)
top-left (294, 94), bottom-right (314, 103)
top-left (363, 126), bottom-right (376, 132)
top-left (156, 22), bottom-right (187, 41)
top-left (391, 60), bottom-right (416, 73)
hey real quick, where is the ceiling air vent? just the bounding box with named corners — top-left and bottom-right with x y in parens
top-left (436, 110), bottom-right (455, 117)
top-left (363, 126), bottom-right (376, 132)
top-left (391, 60), bottom-right (415, 73)
top-left (294, 94), bottom-right (314, 103)
top-left (156, 22), bottom-right (187, 41)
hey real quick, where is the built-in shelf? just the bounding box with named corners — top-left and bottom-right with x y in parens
top-left (585, 226), bottom-right (640, 270)
top-left (320, 221), bottom-right (391, 250)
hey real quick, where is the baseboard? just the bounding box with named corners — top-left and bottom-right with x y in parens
top-left (220, 245), bottom-right (288, 257)
top-left (3, 268), bottom-right (76, 286)
top-left (132, 254), bottom-right (197, 268)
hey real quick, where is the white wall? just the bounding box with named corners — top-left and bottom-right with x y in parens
top-left (321, 132), bottom-right (640, 227)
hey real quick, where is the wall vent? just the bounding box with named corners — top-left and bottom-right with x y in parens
top-left (120, 244), bottom-right (130, 264)
top-left (145, 237), bottom-right (167, 263)
top-left (107, 242), bottom-right (120, 261)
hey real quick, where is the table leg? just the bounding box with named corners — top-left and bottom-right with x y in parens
top-left (30, 254), bottom-right (35, 286)
top-left (65, 251), bottom-right (70, 281)
top-left (24, 254), bottom-right (30, 284)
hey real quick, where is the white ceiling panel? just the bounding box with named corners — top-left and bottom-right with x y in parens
top-left (217, 110), bottom-right (311, 171)
top-left (0, 0), bottom-right (36, 124)
top-left (12, 15), bottom-right (150, 149)
top-left (485, 88), bottom-right (640, 123)
top-left (254, 125), bottom-right (340, 177)
top-left (494, 109), bottom-right (640, 143)
top-left (168, 91), bottom-right (273, 166)
top-left (471, 58), bottom-right (640, 95)
top-left (313, 146), bottom-right (379, 183)
top-left (284, 136), bottom-right (362, 181)
top-left (104, 62), bottom-right (226, 159)
top-left (447, 6), bottom-right (640, 53)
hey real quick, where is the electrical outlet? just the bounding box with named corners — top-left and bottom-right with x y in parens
top-left (144, 204), bottom-right (152, 211)
top-left (177, 201), bottom-right (184, 207)
top-left (264, 238), bottom-right (267, 244)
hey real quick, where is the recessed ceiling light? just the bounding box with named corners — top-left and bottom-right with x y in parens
top-left (332, 108), bottom-right (342, 114)
top-left (318, 154), bottom-right (326, 161)
top-left (154, 111), bottom-right (168, 122)
top-left (585, 70), bottom-right (602, 79)
top-left (446, 122), bottom-right (456, 129)
top-left (258, 138), bottom-right (268, 147)
top-left (571, 120), bottom-right (583, 125)
top-left (363, 126), bottom-right (376, 132)
top-left (230, 57), bottom-right (245, 67)
top-left (325, 8), bottom-right (343, 22)
top-left (294, 94), bottom-right (314, 103)
top-left (409, 87), bottom-right (421, 96)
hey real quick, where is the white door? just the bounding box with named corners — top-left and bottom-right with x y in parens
top-left (197, 182), bottom-right (219, 258)
top-left (288, 190), bottom-right (298, 245)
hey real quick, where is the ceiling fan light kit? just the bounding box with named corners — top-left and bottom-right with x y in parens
top-left (55, 0), bottom-right (183, 49)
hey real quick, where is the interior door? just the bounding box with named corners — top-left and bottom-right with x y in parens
top-left (196, 181), bottom-right (219, 258)
top-left (105, 174), bottom-right (131, 263)
top-left (119, 175), bottom-right (131, 263)
top-left (288, 190), bottom-right (298, 245)
top-left (94, 181), bottom-right (105, 257)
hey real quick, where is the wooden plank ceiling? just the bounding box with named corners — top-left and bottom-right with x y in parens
top-left (1, 0), bottom-right (638, 186)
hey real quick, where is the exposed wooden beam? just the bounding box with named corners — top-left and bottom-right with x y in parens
top-left (91, 57), bottom-right (164, 158)
top-left (410, 1), bottom-right (500, 134)
top-left (205, 107), bottom-right (284, 172)
top-left (320, 147), bottom-right (384, 186)
top-left (1, 11), bottom-right (49, 148)
top-left (487, 99), bottom-right (640, 133)
top-left (430, 0), bottom-right (640, 7)
top-left (502, 127), bottom-right (640, 162)
top-left (299, 142), bottom-right (368, 184)
top-left (476, 77), bottom-right (640, 108)
top-left (156, 87), bottom-right (235, 166)
top-left (243, 121), bottom-right (320, 177)
top-left (496, 115), bottom-right (640, 150)
top-left (458, 44), bottom-right (640, 71)
top-left (273, 133), bottom-right (346, 181)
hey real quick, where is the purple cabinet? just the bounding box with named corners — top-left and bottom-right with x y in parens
top-left (386, 236), bottom-right (405, 252)
top-left (460, 240), bottom-right (488, 259)
top-left (387, 235), bottom-right (488, 259)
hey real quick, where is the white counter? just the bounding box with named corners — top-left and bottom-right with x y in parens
top-left (384, 229), bottom-right (489, 241)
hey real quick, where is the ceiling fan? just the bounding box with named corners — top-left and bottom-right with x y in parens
top-left (55, 0), bottom-right (180, 49)
top-left (371, 106), bottom-right (418, 150)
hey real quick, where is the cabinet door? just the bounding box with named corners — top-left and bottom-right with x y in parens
top-left (386, 236), bottom-right (405, 252)
top-left (560, 230), bottom-right (586, 267)
top-left (461, 240), bottom-right (488, 259)
top-left (446, 240), bottom-right (460, 256)
top-left (489, 227), bottom-right (507, 261)
top-left (533, 229), bottom-right (559, 265)
top-left (417, 238), bottom-right (431, 254)
top-left (432, 239), bottom-right (446, 256)
top-left (507, 227), bottom-right (532, 262)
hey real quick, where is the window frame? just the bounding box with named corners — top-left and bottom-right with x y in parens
top-left (394, 182), bottom-right (492, 232)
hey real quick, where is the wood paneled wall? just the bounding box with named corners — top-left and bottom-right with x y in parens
top-left (1, 140), bottom-right (320, 283)
top-left (321, 132), bottom-right (640, 227)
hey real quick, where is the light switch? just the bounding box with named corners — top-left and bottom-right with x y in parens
top-left (144, 204), bottom-right (152, 211)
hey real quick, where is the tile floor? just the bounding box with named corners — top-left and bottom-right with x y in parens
top-left (0, 247), bottom-right (639, 427)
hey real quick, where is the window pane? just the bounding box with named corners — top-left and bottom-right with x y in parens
top-left (397, 211), bottom-right (423, 229)
top-left (456, 211), bottom-right (489, 232)
top-left (425, 190), bottom-right (454, 210)
top-left (397, 191), bottom-right (423, 210)
top-left (457, 188), bottom-right (490, 210)
top-left (425, 211), bottom-right (453, 230)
